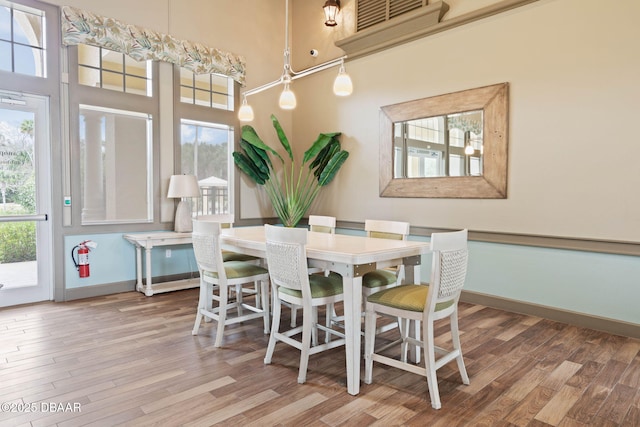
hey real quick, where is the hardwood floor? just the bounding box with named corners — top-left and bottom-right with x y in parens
top-left (1, 289), bottom-right (639, 426)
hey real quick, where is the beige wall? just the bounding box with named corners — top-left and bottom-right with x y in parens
top-left (44, 0), bottom-right (640, 242)
top-left (291, 0), bottom-right (640, 242)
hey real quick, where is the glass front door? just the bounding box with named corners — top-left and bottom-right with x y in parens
top-left (0, 92), bottom-right (52, 307)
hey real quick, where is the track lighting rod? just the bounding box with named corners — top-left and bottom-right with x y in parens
top-left (242, 55), bottom-right (348, 98)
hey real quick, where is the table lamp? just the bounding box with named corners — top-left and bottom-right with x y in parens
top-left (167, 174), bottom-right (200, 232)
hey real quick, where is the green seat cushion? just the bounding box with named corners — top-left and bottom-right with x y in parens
top-left (367, 284), bottom-right (454, 312)
top-left (222, 250), bottom-right (259, 263)
top-left (202, 260), bottom-right (268, 280)
top-left (362, 269), bottom-right (397, 289)
top-left (279, 272), bottom-right (343, 299)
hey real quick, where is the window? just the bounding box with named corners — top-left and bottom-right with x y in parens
top-left (0, 0), bottom-right (46, 77)
top-left (79, 105), bottom-right (152, 224)
top-left (68, 44), bottom-right (158, 226)
top-left (180, 119), bottom-right (233, 216)
top-left (77, 44), bottom-right (152, 96)
top-left (179, 69), bottom-right (233, 110)
top-left (175, 66), bottom-right (237, 218)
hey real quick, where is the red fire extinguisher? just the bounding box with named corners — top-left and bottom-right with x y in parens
top-left (72, 240), bottom-right (97, 278)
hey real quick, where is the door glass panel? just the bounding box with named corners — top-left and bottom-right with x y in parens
top-left (0, 107), bottom-right (37, 289)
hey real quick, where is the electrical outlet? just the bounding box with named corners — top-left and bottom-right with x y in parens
top-left (165, 249), bottom-right (171, 258)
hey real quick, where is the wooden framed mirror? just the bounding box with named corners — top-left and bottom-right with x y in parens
top-left (379, 83), bottom-right (509, 198)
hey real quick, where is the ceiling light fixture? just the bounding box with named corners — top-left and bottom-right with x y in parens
top-left (238, 0), bottom-right (352, 122)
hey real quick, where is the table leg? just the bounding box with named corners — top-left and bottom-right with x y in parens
top-left (144, 247), bottom-right (153, 297)
top-left (135, 246), bottom-right (143, 293)
top-left (341, 273), bottom-right (363, 395)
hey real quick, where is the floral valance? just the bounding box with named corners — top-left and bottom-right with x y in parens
top-left (60, 6), bottom-right (246, 85)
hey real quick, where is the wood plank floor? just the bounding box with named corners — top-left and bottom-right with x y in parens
top-left (1, 289), bottom-right (639, 426)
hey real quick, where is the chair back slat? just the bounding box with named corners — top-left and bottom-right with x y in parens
top-left (365, 219), bottom-right (410, 240)
top-left (191, 219), bottom-right (225, 279)
top-left (264, 225), bottom-right (308, 292)
top-left (308, 215), bottom-right (336, 234)
top-left (427, 229), bottom-right (468, 311)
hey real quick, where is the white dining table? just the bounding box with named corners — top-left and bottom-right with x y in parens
top-left (220, 225), bottom-right (430, 395)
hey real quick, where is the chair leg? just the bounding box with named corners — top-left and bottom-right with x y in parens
top-left (236, 284), bottom-right (244, 317)
top-left (290, 305), bottom-right (298, 328)
top-left (192, 279), bottom-right (207, 335)
top-left (325, 303), bottom-right (333, 344)
top-left (264, 289), bottom-right (281, 365)
top-left (400, 318), bottom-right (410, 363)
top-left (214, 285), bottom-right (228, 348)
top-left (311, 307), bottom-right (319, 347)
top-left (261, 279), bottom-right (270, 334)
top-left (423, 320), bottom-right (441, 410)
top-left (363, 306), bottom-right (377, 384)
top-left (254, 280), bottom-right (262, 310)
top-left (298, 306), bottom-right (313, 384)
top-left (451, 312), bottom-right (469, 385)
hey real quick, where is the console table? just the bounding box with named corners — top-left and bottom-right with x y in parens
top-left (123, 232), bottom-right (198, 296)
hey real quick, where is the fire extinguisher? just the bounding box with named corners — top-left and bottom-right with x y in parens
top-left (72, 240), bottom-right (97, 278)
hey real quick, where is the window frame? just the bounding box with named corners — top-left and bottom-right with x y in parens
top-left (67, 44), bottom-right (161, 230)
top-left (173, 65), bottom-right (239, 220)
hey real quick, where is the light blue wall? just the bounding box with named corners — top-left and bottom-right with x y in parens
top-left (64, 228), bottom-right (640, 326)
top-left (464, 242), bottom-right (640, 325)
top-left (64, 233), bottom-right (197, 289)
top-left (339, 227), bottom-right (640, 325)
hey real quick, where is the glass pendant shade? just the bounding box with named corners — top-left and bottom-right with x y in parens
top-left (333, 66), bottom-right (353, 96)
top-left (238, 99), bottom-right (254, 122)
top-left (279, 84), bottom-right (297, 109)
top-left (464, 144), bottom-right (475, 155)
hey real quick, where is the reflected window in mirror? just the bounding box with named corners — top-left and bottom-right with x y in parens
top-left (394, 110), bottom-right (484, 179)
top-left (380, 83), bottom-right (508, 199)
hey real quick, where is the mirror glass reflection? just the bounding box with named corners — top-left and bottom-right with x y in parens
top-left (393, 110), bottom-right (483, 179)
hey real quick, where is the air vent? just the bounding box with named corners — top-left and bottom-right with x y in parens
top-left (357, 0), bottom-right (426, 31)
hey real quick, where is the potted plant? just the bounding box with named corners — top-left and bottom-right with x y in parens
top-left (233, 114), bottom-right (349, 227)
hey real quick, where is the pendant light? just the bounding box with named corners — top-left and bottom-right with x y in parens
top-left (238, 0), bottom-right (353, 122)
top-left (238, 95), bottom-right (254, 121)
top-left (333, 59), bottom-right (353, 96)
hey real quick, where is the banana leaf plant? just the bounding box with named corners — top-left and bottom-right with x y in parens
top-left (233, 114), bottom-right (349, 227)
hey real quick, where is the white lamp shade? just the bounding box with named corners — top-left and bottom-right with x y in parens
top-left (167, 174), bottom-right (201, 198)
top-left (279, 85), bottom-right (297, 109)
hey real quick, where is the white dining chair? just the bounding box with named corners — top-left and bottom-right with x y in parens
top-left (289, 215), bottom-right (338, 330)
top-left (263, 224), bottom-right (346, 384)
top-left (362, 219), bottom-right (411, 296)
top-left (363, 229), bottom-right (470, 410)
top-left (197, 214), bottom-right (260, 263)
top-left (308, 215), bottom-right (336, 234)
top-left (191, 219), bottom-right (270, 347)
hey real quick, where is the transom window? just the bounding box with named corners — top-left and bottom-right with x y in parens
top-left (77, 44), bottom-right (152, 96)
top-left (0, 0), bottom-right (46, 77)
top-left (179, 68), bottom-right (233, 110)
